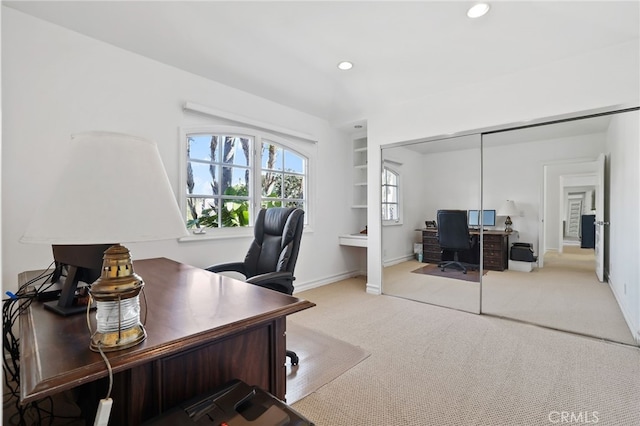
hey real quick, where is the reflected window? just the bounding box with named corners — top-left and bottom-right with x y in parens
top-left (382, 166), bottom-right (401, 224)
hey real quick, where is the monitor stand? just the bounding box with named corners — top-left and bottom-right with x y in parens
top-left (43, 266), bottom-right (95, 316)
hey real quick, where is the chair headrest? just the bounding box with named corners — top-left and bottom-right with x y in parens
top-left (259, 207), bottom-right (304, 245)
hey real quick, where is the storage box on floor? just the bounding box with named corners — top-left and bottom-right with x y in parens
top-left (143, 379), bottom-right (314, 426)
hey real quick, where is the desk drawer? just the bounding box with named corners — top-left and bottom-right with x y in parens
top-left (483, 255), bottom-right (506, 271)
top-left (484, 261), bottom-right (504, 270)
top-left (424, 253), bottom-right (441, 264)
top-left (484, 241), bottom-right (503, 251)
top-left (423, 235), bottom-right (438, 244)
top-left (422, 230), bottom-right (441, 265)
top-left (423, 241), bottom-right (440, 251)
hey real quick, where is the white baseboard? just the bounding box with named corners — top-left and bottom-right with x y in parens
top-left (366, 282), bottom-right (381, 295)
top-left (383, 254), bottom-right (414, 268)
top-left (293, 270), bottom-right (363, 294)
top-left (608, 276), bottom-right (640, 345)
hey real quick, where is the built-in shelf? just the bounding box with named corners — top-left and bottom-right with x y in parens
top-left (339, 234), bottom-right (368, 247)
top-left (349, 134), bottom-right (368, 245)
top-left (352, 135), bottom-right (368, 210)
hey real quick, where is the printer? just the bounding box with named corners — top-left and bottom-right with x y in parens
top-left (510, 242), bottom-right (537, 262)
top-left (142, 379), bottom-right (314, 426)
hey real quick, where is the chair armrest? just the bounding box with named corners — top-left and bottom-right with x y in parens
top-left (206, 262), bottom-right (246, 276)
top-left (246, 272), bottom-right (295, 294)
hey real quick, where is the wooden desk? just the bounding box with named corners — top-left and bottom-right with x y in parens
top-left (421, 229), bottom-right (511, 271)
top-left (19, 258), bottom-right (315, 424)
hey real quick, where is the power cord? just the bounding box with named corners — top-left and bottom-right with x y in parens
top-left (93, 341), bottom-right (113, 426)
top-left (87, 295), bottom-right (114, 426)
top-left (2, 262), bottom-right (84, 425)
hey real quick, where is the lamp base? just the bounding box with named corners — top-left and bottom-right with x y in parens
top-left (89, 244), bottom-right (146, 352)
top-left (504, 216), bottom-right (513, 233)
top-left (90, 324), bottom-right (146, 352)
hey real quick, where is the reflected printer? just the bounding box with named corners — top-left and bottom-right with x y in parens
top-left (510, 242), bottom-right (537, 262)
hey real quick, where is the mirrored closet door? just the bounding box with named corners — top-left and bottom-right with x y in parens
top-left (380, 107), bottom-right (638, 346)
top-left (481, 109), bottom-right (639, 346)
top-left (381, 134), bottom-right (482, 314)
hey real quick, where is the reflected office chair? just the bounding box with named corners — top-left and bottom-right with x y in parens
top-left (206, 207), bottom-right (304, 365)
top-left (436, 209), bottom-right (477, 274)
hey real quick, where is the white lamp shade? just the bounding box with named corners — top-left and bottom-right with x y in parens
top-left (497, 200), bottom-right (519, 217)
top-left (21, 131), bottom-right (188, 244)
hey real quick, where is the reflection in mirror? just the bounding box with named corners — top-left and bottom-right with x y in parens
top-left (382, 134), bottom-right (482, 314)
top-left (481, 110), bottom-right (639, 346)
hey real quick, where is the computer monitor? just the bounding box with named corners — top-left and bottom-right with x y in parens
top-left (468, 210), bottom-right (496, 228)
top-left (43, 244), bottom-right (111, 316)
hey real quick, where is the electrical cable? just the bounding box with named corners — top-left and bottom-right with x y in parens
top-left (96, 342), bottom-right (114, 401)
top-left (2, 262), bottom-right (84, 425)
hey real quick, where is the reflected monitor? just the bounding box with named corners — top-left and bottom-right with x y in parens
top-left (468, 210), bottom-right (496, 228)
top-left (44, 244), bottom-right (111, 316)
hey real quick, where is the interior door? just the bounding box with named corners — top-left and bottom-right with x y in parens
top-left (595, 153), bottom-right (606, 282)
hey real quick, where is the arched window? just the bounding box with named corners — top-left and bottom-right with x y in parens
top-left (182, 127), bottom-right (309, 232)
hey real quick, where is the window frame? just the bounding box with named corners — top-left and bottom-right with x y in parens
top-left (382, 165), bottom-right (402, 226)
top-left (179, 125), bottom-right (312, 240)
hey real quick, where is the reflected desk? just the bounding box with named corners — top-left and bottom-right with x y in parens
top-left (420, 228), bottom-right (512, 271)
top-left (19, 257), bottom-right (314, 424)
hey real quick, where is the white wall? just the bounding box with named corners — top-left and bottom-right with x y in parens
top-left (606, 110), bottom-right (640, 342)
top-left (1, 7), bottom-right (357, 292)
top-left (366, 38), bottom-right (640, 294)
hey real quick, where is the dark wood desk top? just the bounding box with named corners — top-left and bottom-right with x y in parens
top-left (19, 257), bottom-right (315, 404)
top-left (418, 228), bottom-right (513, 236)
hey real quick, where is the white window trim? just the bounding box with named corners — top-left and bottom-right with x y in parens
top-left (178, 125), bottom-right (315, 242)
top-left (183, 102), bottom-right (317, 144)
top-left (382, 165), bottom-right (403, 226)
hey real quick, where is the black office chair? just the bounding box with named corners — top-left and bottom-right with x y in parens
top-left (436, 210), bottom-right (477, 274)
top-left (206, 207), bottom-right (304, 365)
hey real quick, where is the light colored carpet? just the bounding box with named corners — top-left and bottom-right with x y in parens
top-left (383, 248), bottom-right (635, 345)
top-left (482, 247), bottom-right (635, 345)
top-left (290, 277), bottom-right (640, 426)
top-left (286, 322), bottom-right (369, 404)
top-left (384, 259), bottom-right (481, 313)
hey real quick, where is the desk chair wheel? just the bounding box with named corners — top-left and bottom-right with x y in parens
top-left (287, 350), bottom-right (299, 366)
top-left (439, 261), bottom-right (468, 274)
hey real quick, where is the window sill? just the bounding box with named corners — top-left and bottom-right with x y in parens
top-left (382, 221), bottom-right (403, 227)
top-left (179, 228), bottom-right (254, 242)
top-left (179, 225), bottom-right (314, 243)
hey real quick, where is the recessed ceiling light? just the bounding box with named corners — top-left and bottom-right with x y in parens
top-left (467, 3), bottom-right (490, 18)
top-left (337, 61), bottom-right (353, 71)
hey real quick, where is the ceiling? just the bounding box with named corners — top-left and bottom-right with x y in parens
top-left (4, 1), bottom-right (639, 126)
